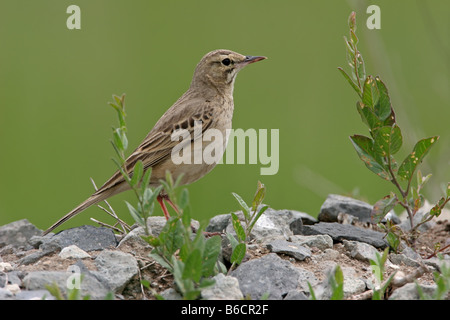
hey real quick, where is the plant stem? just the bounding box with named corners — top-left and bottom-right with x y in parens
top-left (386, 157), bottom-right (415, 229)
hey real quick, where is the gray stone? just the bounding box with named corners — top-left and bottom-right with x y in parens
top-left (343, 240), bottom-right (379, 262)
top-left (398, 200), bottom-right (436, 232)
top-left (319, 194), bottom-right (373, 223)
top-left (0, 288), bottom-right (13, 299)
top-left (231, 253), bottom-right (301, 300)
top-left (283, 290), bottom-right (308, 300)
top-left (310, 264), bottom-right (366, 299)
top-left (295, 266), bottom-right (318, 291)
top-left (201, 273), bottom-right (243, 300)
top-left (19, 246), bottom-right (58, 266)
top-left (266, 240), bottom-right (311, 261)
top-left (42, 225), bottom-right (118, 252)
top-left (225, 208), bottom-right (308, 244)
top-left (59, 245), bottom-right (91, 259)
top-left (94, 250), bottom-right (139, 293)
top-left (0, 262), bottom-right (13, 272)
top-left (23, 271), bottom-right (110, 300)
top-left (146, 216), bottom-right (168, 237)
top-left (0, 219), bottom-right (41, 249)
top-left (302, 222), bottom-right (388, 248)
top-left (15, 289), bottom-right (55, 300)
top-left (383, 211), bottom-right (401, 225)
top-left (117, 226), bottom-right (151, 251)
top-left (206, 214), bottom-right (231, 233)
top-left (1, 271), bottom-right (24, 287)
top-left (160, 288), bottom-right (182, 300)
top-left (341, 267), bottom-right (366, 297)
top-left (389, 282), bottom-right (437, 300)
top-left (289, 235), bottom-right (333, 251)
top-left (389, 253), bottom-right (422, 267)
top-left (319, 249), bottom-right (340, 261)
top-left (424, 256), bottom-right (450, 272)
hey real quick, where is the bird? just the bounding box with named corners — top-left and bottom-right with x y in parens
top-left (43, 49), bottom-right (266, 235)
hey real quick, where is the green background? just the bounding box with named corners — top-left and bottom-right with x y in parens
top-left (0, 0), bottom-right (449, 231)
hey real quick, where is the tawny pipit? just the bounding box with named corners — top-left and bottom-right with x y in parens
top-left (43, 49), bottom-right (266, 235)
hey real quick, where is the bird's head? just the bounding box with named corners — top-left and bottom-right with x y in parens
top-left (191, 49), bottom-right (266, 94)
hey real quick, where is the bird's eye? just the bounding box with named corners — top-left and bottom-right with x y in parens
top-left (221, 58), bottom-right (231, 66)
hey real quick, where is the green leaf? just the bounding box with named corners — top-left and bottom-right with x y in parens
top-left (355, 53), bottom-right (366, 85)
top-left (447, 182), bottom-right (450, 198)
top-left (386, 232), bottom-right (401, 252)
top-left (232, 192), bottom-right (251, 221)
top-left (199, 278), bottom-right (216, 289)
top-left (112, 128), bottom-right (124, 151)
top-left (143, 185), bottom-right (162, 212)
top-left (178, 188), bottom-right (190, 211)
top-left (141, 235), bottom-right (159, 247)
top-left (374, 77), bottom-right (393, 122)
top-left (125, 201), bottom-right (144, 226)
top-left (163, 218), bottom-right (184, 256)
top-left (307, 282), bottom-right (317, 300)
top-left (172, 257), bottom-right (185, 291)
top-left (231, 213), bottom-right (246, 242)
top-left (226, 232), bottom-right (239, 250)
top-left (362, 76), bottom-right (380, 109)
top-left (248, 205), bottom-right (268, 234)
top-left (45, 283), bottom-right (65, 300)
top-left (350, 135), bottom-right (390, 180)
top-left (373, 125), bottom-right (403, 157)
top-left (130, 160), bottom-right (143, 187)
top-left (149, 251), bottom-right (173, 272)
top-left (350, 29), bottom-right (358, 45)
top-left (182, 249), bottom-right (202, 283)
top-left (330, 266), bottom-right (344, 300)
top-left (181, 205), bottom-right (192, 230)
top-left (252, 181), bottom-right (266, 212)
top-left (230, 243), bottom-right (246, 265)
top-left (202, 236), bottom-right (222, 277)
top-left (430, 197), bottom-right (446, 217)
top-left (398, 136), bottom-right (439, 181)
top-left (141, 168), bottom-right (153, 193)
top-left (338, 67), bottom-right (362, 96)
top-left (371, 192), bottom-right (398, 224)
top-left (356, 102), bottom-right (382, 132)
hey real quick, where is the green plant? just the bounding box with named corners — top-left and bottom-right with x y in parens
top-left (369, 248), bottom-right (396, 300)
top-left (108, 94), bottom-right (163, 235)
top-left (142, 176), bottom-right (223, 300)
top-left (227, 181), bottom-right (268, 271)
top-left (338, 12), bottom-right (449, 243)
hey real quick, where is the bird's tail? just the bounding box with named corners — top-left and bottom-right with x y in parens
top-left (42, 191), bottom-right (111, 236)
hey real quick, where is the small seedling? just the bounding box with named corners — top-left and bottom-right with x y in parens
top-left (227, 181), bottom-right (268, 271)
top-left (369, 248), bottom-right (396, 300)
top-left (142, 178), bottom-right (223, 300)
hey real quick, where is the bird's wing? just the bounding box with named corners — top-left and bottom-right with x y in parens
top-left (94, 92), bottom-right (214, 194)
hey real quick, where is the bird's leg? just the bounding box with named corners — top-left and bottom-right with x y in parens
top-left (157, 192), bottom-right (222, 237)
top-left (157, 194), bottom-right (171, 220)
top-left (157, 193), bottom-right (180, 220)
top-left (165, 197), bottom-right (180, 215)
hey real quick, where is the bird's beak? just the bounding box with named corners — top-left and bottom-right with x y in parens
top-left (241, 55), bottom-right (267, 65)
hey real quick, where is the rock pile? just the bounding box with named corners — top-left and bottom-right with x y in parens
top-left (0, 194), bottom-right (449, 300)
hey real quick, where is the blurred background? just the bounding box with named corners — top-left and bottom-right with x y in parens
top-left (0, 0), bottom-right (448, 231)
